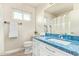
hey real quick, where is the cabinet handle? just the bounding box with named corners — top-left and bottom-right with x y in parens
top-left (45, 47), bottom-right (56, 53)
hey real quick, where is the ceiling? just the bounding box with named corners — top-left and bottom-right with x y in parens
top-left (45, 3), bottom-right (73, 16)
top-left (25, 3), bottom-right (47, 8)
top-left (25, 3), bottom-right (73, 16)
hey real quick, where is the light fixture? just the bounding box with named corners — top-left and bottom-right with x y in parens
top-left (49, 3), bottom-right (55, 5)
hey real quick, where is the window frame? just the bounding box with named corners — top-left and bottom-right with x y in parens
top-left (12, 8), bottom-right (32, 21)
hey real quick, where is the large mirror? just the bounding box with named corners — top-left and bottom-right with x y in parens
top-left (44, 3), bottom-right (73, 35)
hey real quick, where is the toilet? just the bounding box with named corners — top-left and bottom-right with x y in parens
top-left (24, 41), bottom-right (32, 54)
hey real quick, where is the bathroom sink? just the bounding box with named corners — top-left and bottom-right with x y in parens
top-left (48, 39), bottom-right (71, 45)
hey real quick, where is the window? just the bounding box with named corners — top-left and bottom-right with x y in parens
top-left (13, 11), bottom-right (22, 20)
top-left (13, 9), bottom-right (32, 21)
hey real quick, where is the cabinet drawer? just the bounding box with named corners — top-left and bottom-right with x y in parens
top-left (33, 39), bottom-right (72, 56)
top-left (46, 44), bottom-right (72, 56)
top-left (38, 41), bottom-right (60, 56)
top-left (33, 39), bottom-right (40, 56)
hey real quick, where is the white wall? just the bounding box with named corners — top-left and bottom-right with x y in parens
top-left (0, 20), bottom-right (4, 55)
top-left (73, 3), bottom-right (79, 10)
top-left (1, 3), bottom-right (35, 52)
top-left (36, 5), bottom-right (46, 35)
top-left (0, 4), bottom-right (5, 55)
top-left (69, 4), bottom-right (79, 35)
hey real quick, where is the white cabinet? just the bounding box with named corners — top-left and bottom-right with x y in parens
top-left (46, 44), bottom-right (72, 56)
top-left (33, 39), bottom-right (38, 56)
top-left (33, 39), bottom-right (72, 56)
top-left (32, 39), bottom-right (40, 56)
top-left (39, 41), bottom-right (48, 56)
top-left (39, 41), bottom-right (72, 56)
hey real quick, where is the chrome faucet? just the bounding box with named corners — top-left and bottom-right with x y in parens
top-left (59, 35), bottom-right (63, 40)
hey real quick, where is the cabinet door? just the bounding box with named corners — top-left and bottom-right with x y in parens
top-left (32, 39), bottom-right (40, 56)
top-left (38, 41), bottom-right (57, 56)
top-left (33, 39), bottom-right (49, 56)
top-left (38, 41), bottom-right (48, 56)
top-left (46, 44), bottom-right (72, 56)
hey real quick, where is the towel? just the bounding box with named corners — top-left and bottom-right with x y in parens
top-left (9, 20), bottom-right (18, 39)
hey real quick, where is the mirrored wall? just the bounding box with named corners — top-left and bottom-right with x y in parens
top-left (44, 3), bottom-right (73, 35)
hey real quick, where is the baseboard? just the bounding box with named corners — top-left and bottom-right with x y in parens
top-left (0, 51), bottom-right (5, 55)
top-left (5, 48), bottom-right (24, 55)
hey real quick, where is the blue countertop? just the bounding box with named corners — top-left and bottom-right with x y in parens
top-left (33, 35), bottom-right (79, 56)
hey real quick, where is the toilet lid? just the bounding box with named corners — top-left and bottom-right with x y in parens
top-left (24, 41), bottom-right (32, 45)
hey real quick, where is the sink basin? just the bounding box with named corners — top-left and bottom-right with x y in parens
top-left (48, 39), bottom-right (71, 45)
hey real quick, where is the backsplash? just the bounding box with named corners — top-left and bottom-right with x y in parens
top-left (45, 33), bottom-right (79, 41)
top-left (71, 36), bottom-right (79, 41)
